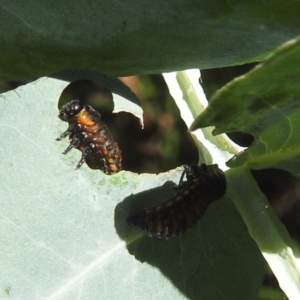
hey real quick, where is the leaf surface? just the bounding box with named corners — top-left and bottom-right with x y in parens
top-left (0, 78), bottom-right (264, 299)
top-left (191, 36), bottom-right (300, 174)
top-left (1, 1), bottom-right (300, 80)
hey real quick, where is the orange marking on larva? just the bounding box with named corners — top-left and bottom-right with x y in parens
top-left (107, 158), bottom-right (114, 164)
top-left (109, 165), bottom-right (117, 172)
top-left (165, 201), bottom-right (173, 208)
top-left (78, 109), bottom-right (95, 126)
top-left (155, 220), bottom-right (164, 236)
top-left (183, 190), bottom-right (190, 196)
top-left (175, 196), bottom-right (183, 202)
top-left (188, 185), bottom-right (196, 190)
top-left (155, 205), bottom-right (163, 212)
top-left (94, 136), bottom-right (104, 143)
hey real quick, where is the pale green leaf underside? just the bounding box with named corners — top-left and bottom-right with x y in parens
top-left (1, 1), bottom-right (300, 80)
top-left (0, 78), bottom-right (264, 299)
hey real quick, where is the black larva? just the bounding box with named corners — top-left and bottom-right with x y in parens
top-left (127, 164), bottom-right (226, 238)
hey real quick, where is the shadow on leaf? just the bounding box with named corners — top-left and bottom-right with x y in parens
top-left (114, 181), bottom-right (265, 300)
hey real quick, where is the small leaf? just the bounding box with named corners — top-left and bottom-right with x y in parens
top-left (191, 36), bottom-right (300, 173)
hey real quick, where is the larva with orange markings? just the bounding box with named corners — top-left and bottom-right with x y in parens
top-left (56, 99), bottom-right (122, 175)
top-left (127, 164), bottom-right (226, 238)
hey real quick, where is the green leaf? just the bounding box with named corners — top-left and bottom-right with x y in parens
top-left (2, 1), bottom-right (300, 80)
top-left (189, 36), bottom-right (300, 298)
top-left (191, 36), bottom-right (300, 173)
top-left (0, 78), bottom-right (264, 299)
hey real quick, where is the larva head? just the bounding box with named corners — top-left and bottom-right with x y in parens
top-left (58, 100), bottom-right (84, 122)
top-left (205, 164), bottom-right (227, 200)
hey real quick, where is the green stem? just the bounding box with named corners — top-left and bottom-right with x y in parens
top-left (227, 167), bottom-right (300, 299)
top-left (163, 70), bottom-right (242, 168)
top-left (176, 71), bottom-right (241, 156)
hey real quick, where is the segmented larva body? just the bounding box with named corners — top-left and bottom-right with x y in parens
top-left (127, 164), bottom-right (226, 238)
top-left (56, 99), bottom-right (122, 175)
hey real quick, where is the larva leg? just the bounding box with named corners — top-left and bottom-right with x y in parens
top-left (174, 165), bottom-right (189, 190)
top-left (62, 138), bottom-right (80, 155)
top-left (74, 143), bottom-right (95, 170)
top-left (56, 124), bottom-right (76, 141)
top-left (56, 129), bottom-right (70, 141)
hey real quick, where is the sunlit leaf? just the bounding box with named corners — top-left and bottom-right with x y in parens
top-left (0, 78), bottom-right (264, 299)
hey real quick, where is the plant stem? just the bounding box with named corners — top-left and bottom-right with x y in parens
top-left (227, 167), bottom-right (300, 300)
